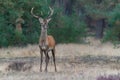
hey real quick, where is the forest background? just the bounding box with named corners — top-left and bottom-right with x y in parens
top-left (0, 0), bottom-right (120, 47)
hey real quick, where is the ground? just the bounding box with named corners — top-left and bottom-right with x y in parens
top-left (0, 37), bottom-right (120, 80)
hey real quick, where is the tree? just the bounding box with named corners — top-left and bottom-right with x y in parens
top-left (73, 0), bottom-right (120, 38)
top-left (0, 0), bottom-right (87, 47)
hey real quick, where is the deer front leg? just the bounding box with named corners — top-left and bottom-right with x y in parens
top-left (44, 51), bottom-right (50, 72)
top-left (52, 49), bottom-right (57, 72)
top-left (39, 47), bottom-right (43, 72)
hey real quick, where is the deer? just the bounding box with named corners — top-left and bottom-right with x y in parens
top-left (31, 7), bottom-right (57, 72)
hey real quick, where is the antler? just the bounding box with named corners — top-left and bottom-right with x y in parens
top-left (31, 7), bottom-right (39, 18)
top-left (48, 7), bottom-right (54, 18)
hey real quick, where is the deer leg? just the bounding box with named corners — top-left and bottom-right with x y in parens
top-left (52, 49), bottom-right (57, 72)
top-left (45, 51), bottom-right (50, 72)
top-left (40, 50), bottom-right (43, 72)
top-left (39, 47), bottom-right (43, 72)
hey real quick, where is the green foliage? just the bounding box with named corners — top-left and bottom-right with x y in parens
top-left (76, 0), bottom-right (115, 19)
top-left (103, 4), bottom-right (120, 43)
top-left (0, 15), bottom-right (11, 47)
top-left (3, 0), bottom-right (120, 46)
top-left (49, 13), bottom-right (87, 43)
top-left (0, 0), bottom-right (45, 47)
top-left (0, 0), bottom-right (88, 47)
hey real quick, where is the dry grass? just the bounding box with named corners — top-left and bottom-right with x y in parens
top-left (0, 37), bottom-right (120, 80)
top-left (0, 45), bottom-right (38, 58)
top-left (0, 37), bottom-right (120, 58)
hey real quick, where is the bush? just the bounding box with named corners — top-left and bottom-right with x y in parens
top-left (103, 4), bottom-right (120, 43)
top-left (0, 1), bottom-right (87, 47)
top-left (49, 14), bottom-right (87, 43)
top-left (0, 15), bottom-right (15, 47)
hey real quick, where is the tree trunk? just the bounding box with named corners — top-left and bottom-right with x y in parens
top-left (16, 23), bottom-right (22, 34)
top-left (95, 19), bottom-right (105, 38)
top-left (15, 17), bottom-right (24, 34)
top-left (52, 0), bottom-right (74, 15)
top-left (64, 0), bottom-right (74, 15)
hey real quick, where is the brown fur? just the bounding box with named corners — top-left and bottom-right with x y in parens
top-left (47, 35), bottom-right (55, 49)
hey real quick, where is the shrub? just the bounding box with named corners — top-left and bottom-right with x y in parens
top-left (0, 1), bottom-right (87, 47)
top-left (49, 14), bottom-right (87, 43)
top-left (103, 4), bottom-right (120, 43)
top-left (0, 15), bottom-right (15, 47)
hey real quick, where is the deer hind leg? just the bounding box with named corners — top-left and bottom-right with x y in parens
top-left (52, 49), bottom-right (57, 72)
top-left (44, 51), bottom-right (50, 72)
top-left (39, 47), bottom-right (43, 72)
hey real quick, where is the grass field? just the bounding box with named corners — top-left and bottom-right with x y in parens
top-left (0, 37), bottom-right (120, 80)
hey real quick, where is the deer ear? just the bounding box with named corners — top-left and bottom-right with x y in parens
top-left (47, 18), bottom-right (51, 23)
top-left (39, 18), bottom-right (44, 24)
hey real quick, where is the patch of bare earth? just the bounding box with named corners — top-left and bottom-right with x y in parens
top-left (0, 37), bottom-right (120, 80)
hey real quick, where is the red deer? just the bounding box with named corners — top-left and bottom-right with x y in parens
top-left (31, 7), bottom-right (57, 72)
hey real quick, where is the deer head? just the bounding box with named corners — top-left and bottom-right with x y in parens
top-left (31, 7), bottom-right (54, 30)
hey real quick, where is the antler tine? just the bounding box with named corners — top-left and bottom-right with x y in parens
top-left (31, 7), bottom-right (39, 18)
top-left (48, 7), bottom-right (54, 18)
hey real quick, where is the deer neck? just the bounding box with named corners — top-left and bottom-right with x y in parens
top-left (39, 28), bottom-right (48, 50)
top-left (40, 29), bottom-right (48, 41)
